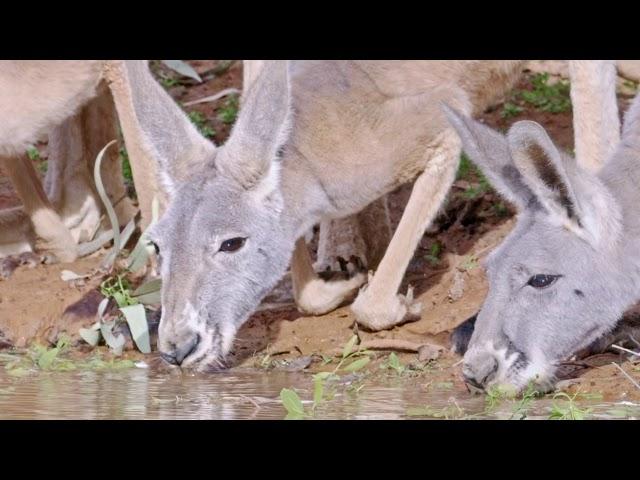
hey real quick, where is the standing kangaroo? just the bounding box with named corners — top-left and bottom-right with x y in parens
top-left (105, 60), bottom-right (618, 370)
top-left (0, 61), bottom-right (156, 264)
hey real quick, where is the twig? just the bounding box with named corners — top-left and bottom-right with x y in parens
top-left (359, 339), bottom-right (427, 352)
top-left (611, 344), bottom-right (640, 358)
top-left (183, 88), bottom-right (241, 107)
top-left (612, 362), bottom-right (640, 391)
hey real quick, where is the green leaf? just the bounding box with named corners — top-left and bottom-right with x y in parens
top-left (342, 335), bottom-right (358, 358)
top-left (161, 60), bottom-right (203, 83)
top-left (313, 371), bottom-right (335, 381)
top-left (313, 377), bottom-right (324, 406)
top-left (120, 304), bottom-right (151, 354)
top-left (37, 348), bottom-right (59, 370)
top-left (280, 388), bottom-right (305, 417)
top-left (343, 356), bottom-right (370, 372)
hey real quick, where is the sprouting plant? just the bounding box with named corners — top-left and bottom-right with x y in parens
top-left (456, 153), bottom-right (473, 181)
top-left (279, 335), bottom-right (373, 419)
top-left (510, 383), bottom-right (541, 420)
top-left (26, 146), bottom-right (40, 160)
top-left (425, 241), bottom-right (442, 266)
top-left (501, 102), bottom-right (523, 119)
top-left (548, 391), bottom-right (591, 420)
top-left (217, 94), bottom-right (239, 124)
top-left (484, 383), bottom-right (518, 412)
top-left (100, 274), bottom-right (138, 308)
top-left (382, 352), bottom-right (406, 376)
top-left (493, 201), bottom-right (509, 217)
top-left (120, 147), bottom-right (133, 183)
top-left (518, 72), bottom-right (571, 113)
top-left (460, 255), bottom-right (479, 272)
top-left (406, 399), bottom-right (465, 419)
top-left (187, 111), bottom-right (216, 138)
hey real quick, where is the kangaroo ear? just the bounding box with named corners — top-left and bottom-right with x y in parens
top-left (442, 104), bottom-right (535, 211)
top-left (104, 60), bottom-right (217, 197)
top-left (508, 120), bottom-right (622, 246)
top-left (215, 61), bottom-right (292, 199)
top-left (507, 121), bottom-right (582, 226)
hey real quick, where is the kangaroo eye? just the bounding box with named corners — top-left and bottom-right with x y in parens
top-left (527, 274), bottom-right (560, 289)
top-left (219, 237), bottom-right (247, 253)
top-left (149, 241), bottom-right (160, 255)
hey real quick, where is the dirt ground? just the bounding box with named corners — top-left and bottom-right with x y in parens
top-left (1, 60), bottom-right (640, 402)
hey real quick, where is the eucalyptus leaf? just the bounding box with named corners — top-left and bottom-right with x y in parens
top-left (133, 279), bottom-right (162, 297)
top-left (161, 60), bottom-right (202, 83)
top-left (342, 335), bottom-right (358, 358)
top-left (343, 356), bottom-right (370, 372)
top-left (120, 304), bottom-right (151, 353)
top-left (280, 388), bottom-right (305, 417)
top-left (79, 327), bottom-right (101, 347)
top-left (100, 322), bottom-right (125, 355)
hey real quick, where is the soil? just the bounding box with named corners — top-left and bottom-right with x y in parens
top-left (1, 60), bottom-right (639, 402)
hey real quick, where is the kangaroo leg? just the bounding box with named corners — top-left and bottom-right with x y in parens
top-left (0, 155), bottom-right (77, 262)
top-left (351, 131), bottom-right (461, 331)
top-left (46, 83), bottom-right (137, 243)
top-left (316, 196), bottom-right (392, 274)
top-left (569, 60), bottom-right (620, 173)
top-left (291, 238), bottom-right (367, 315)
top-left (0, 207), bottom-right (35, 258)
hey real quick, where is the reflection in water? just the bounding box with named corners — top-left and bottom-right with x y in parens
top-left (0, 362), bottom-right (637, 419)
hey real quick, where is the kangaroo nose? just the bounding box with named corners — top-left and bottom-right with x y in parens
top-left (462, 353), bottom-right (499, 390)
top-left (160, 334), bottom-right (200, 366)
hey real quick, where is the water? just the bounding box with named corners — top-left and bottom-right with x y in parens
top-left (1, 360), bottom-right (638, 419)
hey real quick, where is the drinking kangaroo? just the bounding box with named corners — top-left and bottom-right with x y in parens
top-left (102, 60), bottom-right (620, 371)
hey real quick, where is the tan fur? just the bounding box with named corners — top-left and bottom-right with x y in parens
top-left (285, 60), bottom-right (621, 330)
top-left (0, 61), bottom-right (142, 261)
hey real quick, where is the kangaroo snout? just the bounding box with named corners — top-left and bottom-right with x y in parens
top-left (160, 333), bottom-right (201, 366)
top-left (462, 351), bottom-right (499, 390)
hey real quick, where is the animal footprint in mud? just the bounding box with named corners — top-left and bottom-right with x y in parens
top-left (318, 255), bottom-right (366, 282)
top-left (0, 252), bottom-right (44, 279)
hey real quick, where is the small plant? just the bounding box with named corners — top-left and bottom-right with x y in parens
top-left (100, 274), bottom-right (138, 308)
top-left (510, 383), bottom-right (540, 420)
top-left (460, 255), bottom-right (479, 272)
top-left (501, 102), bottom-right (523, 119)
top-left (493, 201), bottom-right (508, 217)
top-left (187, 111), bottom-right (215, 138)
top-left (120, 147), bottom-right (133, 183)
top-left (518, 72), bottom-right (571, 114)
top-left (26, 146), bottom-right (40, 161)
top-left (217, 94), bottom-right (239, 125)
top-left (382, 352), bottom-right (406, 375)
top-left (484, 383), bottom-right (518, 412)
top-left (425, 241), bottom-right (442, 266)
top-left (406, 399), bottom-right (465, 419)
top-left (279, 335), bottom-right (373, 419)
top-left (456, 154), bottom-right (473, 181)
top-left (548, 391), bottom-right (591, 420)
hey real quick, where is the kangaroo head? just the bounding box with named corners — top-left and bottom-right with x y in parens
top-left (443, 103), bottom-right (632, 393)
top-left (109, 61), bottom-right (295, 370)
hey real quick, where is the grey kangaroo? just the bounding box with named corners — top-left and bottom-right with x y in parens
top-left (444, 91), bottom-right (640, 393)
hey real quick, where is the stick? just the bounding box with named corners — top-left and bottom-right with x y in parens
top-left (611, 344), bottom-right (640, 358)
top-left (183, 88), bottom-right (241, 107)
top-left (612, 362), bottom-right (640, 391)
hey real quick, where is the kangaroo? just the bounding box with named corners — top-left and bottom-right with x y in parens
top-left (0, 61), bottom-right (152, 264)
top-left (104, 60), bottom-right (619, 370)
top-left (442, 88), bottom-right (640, 393)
